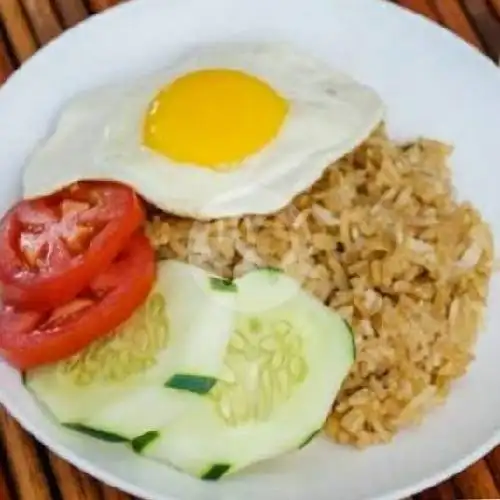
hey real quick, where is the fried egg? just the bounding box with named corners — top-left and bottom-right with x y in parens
top-left (23, 43), bottom-right (385, 219)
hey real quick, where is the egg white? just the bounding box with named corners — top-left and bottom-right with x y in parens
top-left (22, 42), bottom-right (385, 220)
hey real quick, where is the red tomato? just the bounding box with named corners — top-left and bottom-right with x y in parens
top-left (0, 232), bottom-right (156, 370)
top-left (0, 182), bottom-right (144, 310)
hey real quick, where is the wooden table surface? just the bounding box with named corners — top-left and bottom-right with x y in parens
top-left (0, 1), bottom-right (499, 499)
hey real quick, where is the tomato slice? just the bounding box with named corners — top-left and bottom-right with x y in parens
top-left (0, 181), bottom-right (145, 310)
top-left (0, 232), bottom-right (156, 370)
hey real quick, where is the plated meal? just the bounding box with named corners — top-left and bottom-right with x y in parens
top-left (0, 39), bottom-right (495, 483)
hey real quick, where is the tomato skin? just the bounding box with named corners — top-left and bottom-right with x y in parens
top-left (0, 232), bottom-right (156, 370)
top-left (0, 182), bottom-right (145, 310)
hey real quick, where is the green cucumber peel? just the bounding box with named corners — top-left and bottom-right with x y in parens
top-left (132, 431), bottom-right (160, 453)
top-left (298, 429), bottom-right (322, 450)
top-left (201, 464), bottom-right (231, 481)
top-left (64, 423), bottom-right (128, 443)
top-left (209, 277), bottom-right (237, 293)
top-left (342, 319), bottom-right (357, 358)
top-left (258, 266), bottom-right (283, 274)
top-left (165, 374), bottom-right (217, 395)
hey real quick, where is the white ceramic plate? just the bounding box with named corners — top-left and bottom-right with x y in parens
top-left (1, 0), bottom-right (500, 499)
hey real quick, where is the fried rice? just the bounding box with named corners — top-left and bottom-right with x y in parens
top-left (146, 125), bottom-right (495, 447)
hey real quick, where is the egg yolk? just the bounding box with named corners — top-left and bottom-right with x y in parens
top-left (143, 69), bottom-right (289, 169)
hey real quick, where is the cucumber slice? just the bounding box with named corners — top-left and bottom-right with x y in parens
top-left (26, 260), bottom-right (236, 439)
top-left (142, 268), bottom-right (355, 478)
